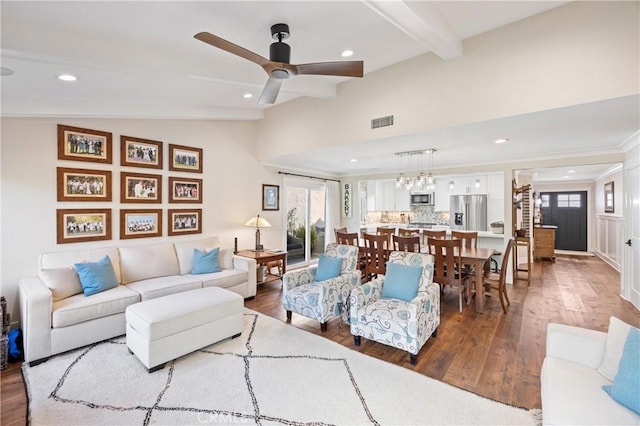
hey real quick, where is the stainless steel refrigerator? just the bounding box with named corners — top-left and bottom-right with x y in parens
top-left (450, 194), bottom-right (488, 231)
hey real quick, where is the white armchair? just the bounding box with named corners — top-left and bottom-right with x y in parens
top-left (282, 243), bottom-right (361, 332)
top-left (349, 251), bottom-right (439, 365)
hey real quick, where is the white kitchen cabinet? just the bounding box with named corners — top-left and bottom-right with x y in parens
top-left (366, 180), bottom-right (377, 212)
top-left (434, 178), bottom-right (451, 212)
top-left (395, 186), bottom-right (411, 211)
top-left (450, 175), bottom-right (487, 195)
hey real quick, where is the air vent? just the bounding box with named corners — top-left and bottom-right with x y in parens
top-left (371, 115), bottom-right (394, 129)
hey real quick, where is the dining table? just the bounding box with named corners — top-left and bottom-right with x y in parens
top-left (458, 246), bottom-right (497, 313)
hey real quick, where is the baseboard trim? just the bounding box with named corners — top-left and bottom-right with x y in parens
top-left (592, 250), bottom-right (621, 272)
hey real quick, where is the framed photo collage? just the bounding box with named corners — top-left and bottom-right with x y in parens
top-left (56, 124), bottom-right (203, 244)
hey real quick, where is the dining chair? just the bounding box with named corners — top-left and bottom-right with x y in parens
top-left (451, 230), bottom-right (479, 275)
top-left (421, 229), bottom-right (447, 247)
top-left (336, 231), bottom-right (367, 277)
top-left (469, 238), bottom-right (515, 313)
top-left (428, 236), bottom-right (469, 312)
top-left (393, 235), bottom-right (421, 252)
top-left (376, 227), bottom-right (395, 249)
top-left (397, 228), bottom-right (415, 237)
top-left (363, 233), bottom-right (390, 281)
top-left (334, 227), bottom-right (347, 240)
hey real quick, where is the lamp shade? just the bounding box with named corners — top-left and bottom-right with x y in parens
top-left (244, 215), bottom-right (272, 228)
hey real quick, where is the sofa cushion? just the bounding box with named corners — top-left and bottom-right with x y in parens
top-left (603, 327), bottom-right (640, 415)
top-left (219, 248), bottom-right (234, 270)
top-left (126, 275), bottom-right (203, 301)
top-left (541, 356), bottom-right (639, 425)
top-left (598, 316), bottom-right (636, 381)
top-left (315, 254), bottom-right (342, 282)
top-left (40, 248), bottom-right (122, 284)
top-left (174, 236), bottom-right (221, 275)
top-left (52, 285), bottom-right (140, 328)
top-left (74, 255), bottom-right (118, 296)
top-left (192, 269), bottom-right (248, 290)
top-left (381, 263), bottom-right (423, 302)
top-left (192, 248), bottom-right (221, 274)
top-left (39, 267), bottom-right (83, 302)
top-left (119, 243), bottom-right (179, 284)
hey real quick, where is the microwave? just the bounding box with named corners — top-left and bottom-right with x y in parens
top-left (410, 193), bottom-right (435, 206)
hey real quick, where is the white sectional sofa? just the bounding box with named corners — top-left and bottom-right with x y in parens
top-left (19, 236), bottom-right (256, 366)
top-left (541, 320), bottom-right (639, 425)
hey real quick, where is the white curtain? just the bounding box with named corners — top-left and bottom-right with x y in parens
top-left (325, 181), bottom-right (341, 245)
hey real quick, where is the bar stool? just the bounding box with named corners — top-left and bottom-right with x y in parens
top-left (512, 236), bottom-right (531, 286)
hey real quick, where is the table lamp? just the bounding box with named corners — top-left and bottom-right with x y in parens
top-left (244, 215), bottom-right (271, 251)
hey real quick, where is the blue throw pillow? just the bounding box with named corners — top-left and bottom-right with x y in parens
top-left (381, 262), bottom-right (423, 302)
top-left (315, 255), bottom-right (343, 282)
top-left (602, 327), bottom-right (640, 414)
top-left (74, 255), bottom-right (118, 297)
top-left (192, 248), bottom-right (220, 274)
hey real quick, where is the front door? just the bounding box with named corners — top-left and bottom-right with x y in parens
top-left (540, 191), bottom-right (587, 251)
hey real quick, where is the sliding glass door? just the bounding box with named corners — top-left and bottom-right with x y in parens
top-left (284, 179), bottom-right (326, 267)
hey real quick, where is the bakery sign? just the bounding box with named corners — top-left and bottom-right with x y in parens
top-left (342, 183), bottom-right (352, 218)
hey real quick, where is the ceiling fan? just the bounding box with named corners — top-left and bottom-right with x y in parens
top-left (194, 23), bottom-right (364, 104)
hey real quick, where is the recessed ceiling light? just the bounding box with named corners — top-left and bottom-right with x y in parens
top-left (568, 170), bottom-right (575, 173)
top-left (494, 138), bottom-right (509, 144)
top-left (350, 158), bottom-right (358, 163)
top-left (341, 49), bottom-right (354, 58)
top-left (57, 74), bottom-right (77, 82)
top-left (243, 93), bottom-right (253, 99)
top-left (563, 175), bottom-right (569, 179)
top-left (1, 67), bottom-right (14, 77)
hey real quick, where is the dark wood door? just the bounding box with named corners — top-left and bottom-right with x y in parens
top-left (540, 191), bottom-right (587, 251)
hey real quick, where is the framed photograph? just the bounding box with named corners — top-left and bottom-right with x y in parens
top-left (57, 167), bottom-right (112, 202)
top-left (57, 209), bottom-right (111, 244)
top-left (604, 181), bottom-right (614, 213)
top-left (168, 209), bottom-right (202, 236)
top-left (169, 144), bottom-right (202, 173)
top-left (57, 124), bottom-right (112, 164)
top-left (120, 209), bottom-right (162, 240)
top-left (169, 177), bottom-right (202, 203)
top-left (120, 136), bottom-right (163, 169)
top-left (262, 184), bottom-right (279, 211)
top-left (120, 172), bottom-right (162, 203)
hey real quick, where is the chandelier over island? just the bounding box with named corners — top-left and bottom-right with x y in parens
top-left (395, 149), bottom-right (436, 192)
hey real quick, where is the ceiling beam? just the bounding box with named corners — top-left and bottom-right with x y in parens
top-left (362, 0), bottom-right (463, 60)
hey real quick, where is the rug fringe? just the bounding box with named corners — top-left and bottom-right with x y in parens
top-left (529, 408), bottom-right (543, 426)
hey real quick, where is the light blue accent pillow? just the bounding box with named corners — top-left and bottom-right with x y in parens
top-left (74, 255), bottom-right (118, 297)
top-left (602, 327), bottom-right (640, 414)
top-left (192, 248), bottom-right (221, 274)
top-left (381, 263), bottom-right (423, 302)
top-left (315, 255), bottom-right (343, 282)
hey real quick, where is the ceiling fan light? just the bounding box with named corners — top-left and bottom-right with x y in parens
top-left (271, 69), bottom-right (290, 80)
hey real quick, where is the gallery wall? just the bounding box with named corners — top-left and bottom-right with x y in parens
top-left (0, 117), bottom-right (285, 324)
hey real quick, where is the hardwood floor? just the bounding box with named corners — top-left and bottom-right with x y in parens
top-left (2, 254), bottom-right (638, 424)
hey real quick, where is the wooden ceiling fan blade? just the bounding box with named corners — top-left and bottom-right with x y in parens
top-left (258, 78), bottom-right (282, 104)
top-left (194, 32), bottom-right (271, 68)
top-left (295, 61), bottom-right (364, 77)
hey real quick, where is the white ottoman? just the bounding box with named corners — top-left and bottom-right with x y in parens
top-left (126, 287), bottom-right (243, 372)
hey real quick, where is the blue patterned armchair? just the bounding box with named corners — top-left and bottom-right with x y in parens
top-left (349, 251), bottom-right (440, 365)
top-left (282, 243), bottom-right (361, 332)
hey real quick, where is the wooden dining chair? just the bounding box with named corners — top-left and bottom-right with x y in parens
top-left (392, 234), bottom-right (421, 252)
top-left (334, 227), bottom-right (347, 240)
top-left (337, 231), bottom-right (367, 277)
top-left (428, 236), bottom-right (469, 312)
top-left (376, 227), bottom-right (395, 249)
top-left (469, 238), bottom-right (515, 313)
top-left (363, 233), bottom-right (390, 281)
top-left (397, 228), bottom-right (415, 237)
top-left (451, 230), bottom-right (478, 248)
top-left (421, 229), bottom-right (447, 247)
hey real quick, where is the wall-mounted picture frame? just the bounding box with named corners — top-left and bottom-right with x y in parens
top-left (169, 176), bottom-right (202, 203)
top-left (168, 208), bottom-right (202, 236)
top-left (57, 208), bottom-right (112, 244)
top-left (604, 181), bottom-right (614, 213)
top-left (57, 167), bottom-right (112, 202)
top-left (168, 144), bottom-right (202, 173)
top-left (120, 136), bottom-right (163, 169)
top-left (262, 184), bottom-right (279, 211)
top-left (120, 171), bottom-right (162, 203)
top-left (57, 124), bottom-right (112, 164)
top-left (120, 209), bottom-right (162, 240)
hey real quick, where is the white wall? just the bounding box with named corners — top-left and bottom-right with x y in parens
top-left (594, 168), bottom-right (625, 269)
top-left (0, 118), bottom-right (287, 324)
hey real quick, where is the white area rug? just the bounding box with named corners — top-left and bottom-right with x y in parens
top-left (23, 310), bottom-right (537, 425)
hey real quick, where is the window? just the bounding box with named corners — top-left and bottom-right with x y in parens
top-left (557, 193), bottom-right (581, 208)
top-left (541, 194), bottom-right (550, 208)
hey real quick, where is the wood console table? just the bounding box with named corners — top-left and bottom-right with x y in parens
top-left (534, 225), bottom-right (557, 261)
top-left (236, 250), bottom-right (288, 285)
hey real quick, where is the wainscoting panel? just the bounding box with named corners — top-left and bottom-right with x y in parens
top-left (594, 215), bottom-right (624, 271)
